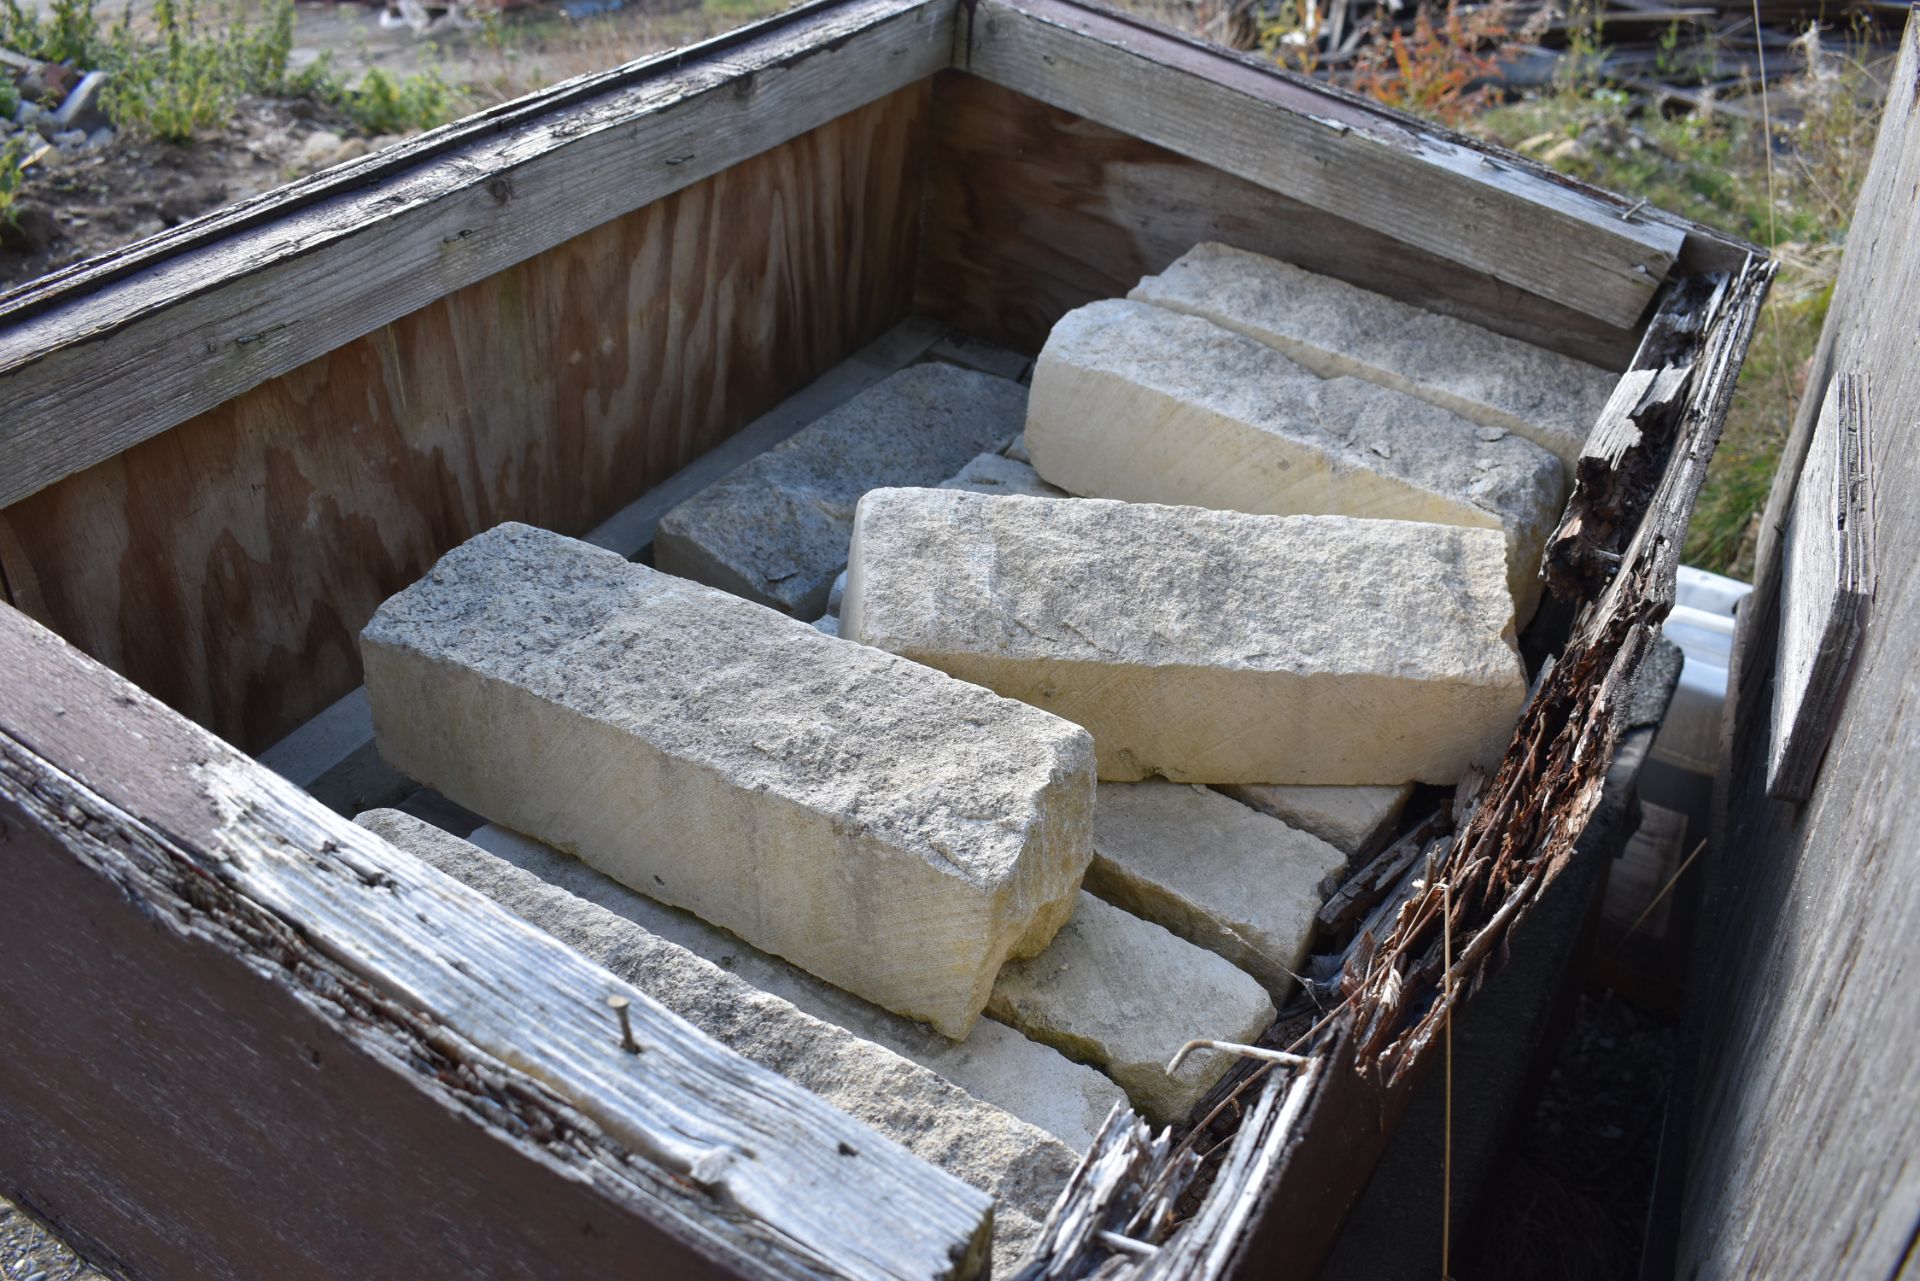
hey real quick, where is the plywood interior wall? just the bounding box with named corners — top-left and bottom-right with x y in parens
top-left (0, 84), bottom-right (929, 752)
top-left (915, 72), bottom-right (1641, 370)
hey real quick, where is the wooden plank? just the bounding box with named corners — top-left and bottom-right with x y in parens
top-left (955, 0), bottom-right (1685, 329)
top-left (916, 73), bottom-right (1642, 369)
top-left (1672, 19), bottom-right (1920, 1279)
top-left (0, 0), bottom-right (952, 510)
top-left (255, 314), bottom-right (951, 811)
top-left (0, 87), bottom-right (929, 753)
top-left (1768, 371), bottom-right (1874, 800)
top-left (0, 600), bottom-right (993, 1281)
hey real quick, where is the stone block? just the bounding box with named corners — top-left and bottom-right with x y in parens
top-left (1214, 782), bottom-right (1415, 861)
top-left (1130, 242), bottom-right (1615, 472)
top-left (1024, 300), bottom-right (1564, 620)
top-left (941, 452), bottom-right (1065, 499)
top-left (842, 491), bottom-right (1528, 785)
top-left (356, 810), bottom-right (1074, 1275)
top-left (361, 522), bottom-right (1096, 1038)
top-left (1086, 781), bottom-right (1345, 997)
top-left (465, 822), bottom-right (1128, 1154)
top-left (987, 893), bottom-right (1275, 1126)
top-left (654, 363), bottom-right (1027, 617)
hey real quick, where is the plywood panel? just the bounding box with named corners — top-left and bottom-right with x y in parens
top-left (1675, 17), bottom-right (1920, 1280)
top-left (0, 85), bottom-right (928, 751)
top-left (916, 72), bottom-right (1642, 369)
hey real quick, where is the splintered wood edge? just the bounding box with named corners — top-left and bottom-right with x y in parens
top-left (0, 0), bottom-right (954, 510)
top-left (1768, 371), bottom-right (1875, 801)
top-left (0, 603), bottom-right (994, 1281)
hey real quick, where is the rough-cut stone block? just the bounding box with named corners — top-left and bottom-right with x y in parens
top-left (655, 363), bottom-right (1027, 617)
top-left (361, 522), bottom-right (1095, 1039)
top-left (356, 811), bottom-right (1074, 1275)
top-left (1024, 299), bottom-right (1564, 620)
top-left (942, 452), bottom-right (1066, 499)
top-left (843, 492), bottom-right (1527, 785)
top-left (1131, 242), bottom-right (1615, 472)
top-left (824, 455), bottom-right (1065, 619)
top-left (1086, 781), bottom-right (1344, 997)
top-left (1214, 782), bottom-right (1415, 861)
top-left (466, 822), bottom-right (1128, 1154)
top-left (987, 893), bottom-right (1275, 1126)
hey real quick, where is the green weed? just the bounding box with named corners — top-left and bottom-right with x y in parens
top-left (1434, 30), bottom-right (1883, 576)
top-left (293, 56), bottom-right (460, 136)
top-left (0, 134), bottom-right (28, 228)
top-left (0, 0), bottom-right (111, 70)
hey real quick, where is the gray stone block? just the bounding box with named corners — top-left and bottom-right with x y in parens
top-left (654, 363), bottom-right (1027, 617)
top-left (1214, 781), bottom-right (1415, 861)
top-left (1025, 299), bottom-right (1565, 621)
top-left (1086, 781), bottom-right (1345, 998)
top-left (988, 893), bottom-right (1275, 1126)
top-left (843, 490), bottom-right (1528, 786)
top-left (361, 522), bottom-right (1095, 1038)
top-left (1131, 242), bottom-right (1615, 472)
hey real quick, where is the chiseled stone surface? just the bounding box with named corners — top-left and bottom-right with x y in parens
top-left (1214, 782), bottom-right (1415, 861)
top-left (824, 454), bottom-right (1064, 618)
top-left (987, 893), bottom-right (1275, 1127)
top-left (1086, 781), bottom-right (1345, 998)
top-left (843, 491), bottom-right (1528, 785)
top-left (465, 822), bottom-right (1127, 1154)
top-left (361, 522), bottom-right (1095, 1039)
top-left (654, 363), bottom-right (1027, 618)
top-left (356, 810), bottom-right (1074, 1275)
top-left (1131, 242), bottom-right (1615, 472)
top-left (1024, 299), bottom-right (1564, 620)
top-left (942, 452), bottom-right (1066, 499)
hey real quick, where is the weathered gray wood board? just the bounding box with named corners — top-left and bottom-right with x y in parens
top-left (916, 72), bottom-right (1645, 369)
top-left (954, 0), bottom-right (1685, 328)
top-left (0, 87), bottom-right (928, 752)
top-left (0, 603), bottom-right (992, 1281)
top-left (1675, 18), bottom-right (1920, 1280)
top-left (1768, 372), bottom-right (1874, 800)
top-left (0, 0), bottom-right (953, 510)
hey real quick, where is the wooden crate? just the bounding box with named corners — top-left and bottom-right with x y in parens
top-left (0, 1), bottom-right (1770, 1276)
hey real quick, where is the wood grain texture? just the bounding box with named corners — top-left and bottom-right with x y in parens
top-left (1679, 19), bottom-right (1920, 1280)
top-left (0, 601), bottom-right (993, 1281)
top-left (955, 0), bottom-right (1684, 328)
top-left (1768, 372), bottom-right (1874, 801)
top-left (917, 73), bottom-right (1643, 369)
top-left (0, 0), bottom-right (951, 509)
top-left (0, 86), bottom-right (928, 752)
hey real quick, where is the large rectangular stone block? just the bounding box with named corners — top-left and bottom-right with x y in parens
top-left (355, 810), bottom-right (1076, 1276)
top-left (655, 363), bottom-right (1027, 617)
top-left (1086, 781), bottom-right (1345, 998)
top-left (1130, 242), bottom-right (1615, 472)
top-left (1024, 299), bottom-right (1564, 620)
top-left (842, 491), bottom-right (1528, 786)
top-left (361, 522), bottom-right (1096, 1038)
top-left (1214, 782), bottom-right (1415, 861)
top-left (464, 822), bottom-right (1128, 1155)
top-left (987, 893), bottom-right (1275, 1127)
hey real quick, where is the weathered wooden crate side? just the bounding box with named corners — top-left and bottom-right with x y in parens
top-left (0, 602), bottom-right (993, 1281)
top-left (0, 85), bottom-right (929, 753)
top-left (1669, 17), bottom-right (1920, 1280)
top-left (917, 72), bottom-right (1642, 369)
